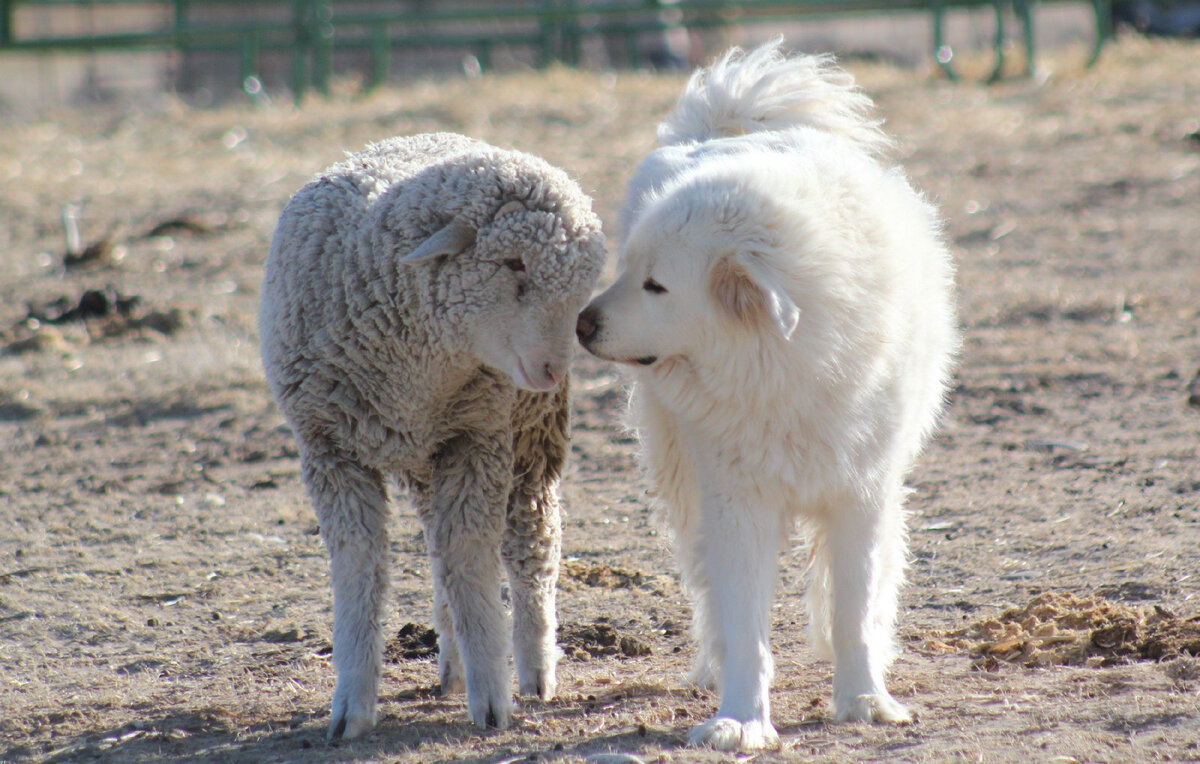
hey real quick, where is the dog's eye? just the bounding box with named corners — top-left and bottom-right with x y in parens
top-left (643, 278), bottom-right (667, 294)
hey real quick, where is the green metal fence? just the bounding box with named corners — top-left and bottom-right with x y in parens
top-left (0, 0), bottom-right (1114, 101)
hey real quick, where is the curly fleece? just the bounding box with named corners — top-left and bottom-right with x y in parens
top-left (258, 132), bottom-right (606, 739)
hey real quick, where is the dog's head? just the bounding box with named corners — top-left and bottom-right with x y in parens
top-left (576, 180), bottom-right (799, 370)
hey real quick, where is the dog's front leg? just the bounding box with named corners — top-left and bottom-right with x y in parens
top-left (685, 490), bottom-right (784, 751)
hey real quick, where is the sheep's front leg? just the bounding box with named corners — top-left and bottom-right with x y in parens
top-left (503, 483), bottom-right (561, 701)
top-left (421, 436), bottom-right (514, 729)
top-left (303, 454), bottom-right (390, 741)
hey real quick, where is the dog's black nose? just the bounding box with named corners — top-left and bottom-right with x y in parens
top-left (576, 306), bottom-right (599, 345)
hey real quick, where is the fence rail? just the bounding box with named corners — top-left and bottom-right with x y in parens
top-left (0, 0), bottom-right (1114, 101)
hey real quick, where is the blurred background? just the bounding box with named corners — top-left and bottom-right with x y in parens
top-left (2, 0), bottom-right (1184, 109)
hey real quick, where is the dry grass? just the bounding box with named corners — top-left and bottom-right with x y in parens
top-left (1, 37), bottom-right (1199, 762)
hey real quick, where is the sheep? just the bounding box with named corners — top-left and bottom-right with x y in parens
top-left (258, 132), bottom-right (606, 740)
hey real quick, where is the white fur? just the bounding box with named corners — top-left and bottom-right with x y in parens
top-left (260, 133), bottom-right (605, 739)
top-left (577, 41), bottom-right (958, 751)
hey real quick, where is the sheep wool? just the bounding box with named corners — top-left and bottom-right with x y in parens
top-left (259, 132), bottom-right (606, 740)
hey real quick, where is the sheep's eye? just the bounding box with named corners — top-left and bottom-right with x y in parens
top-left (504, 259), bottom-right (526, 273)
top-left (643, 278), bottom-right (667, 294)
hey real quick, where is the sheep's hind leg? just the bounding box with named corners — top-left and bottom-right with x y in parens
top-left (503, 485), bottom-right (561, 701)
top-left (411, 483), bottom-right (467, 696)
top-left (422, 436), bottom-right (514, 729)
top-left (304, 454), bottom-right (390, 741)
top-left (431, 572), bottom-right (465, 694)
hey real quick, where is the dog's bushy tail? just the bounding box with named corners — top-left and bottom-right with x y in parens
top-left (657, 37), bottom-right (891, 155)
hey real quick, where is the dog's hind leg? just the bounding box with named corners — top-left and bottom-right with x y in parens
top-left (685, 494), bottom-right (785, 751)
top-left (676, 525), bottom-right (718, 691)
top-left (803, 527), bottom-right (834, 662)
top-left (827, 490), bottom-right (912, 724)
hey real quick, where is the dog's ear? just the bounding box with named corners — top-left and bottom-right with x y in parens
top-left (711, 252), bottom-right (800, 340)
top-left (401, 217), bottom-right (476, 263)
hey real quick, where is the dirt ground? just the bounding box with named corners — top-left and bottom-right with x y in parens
top-left (1, 37), bottom-right (1198, 764)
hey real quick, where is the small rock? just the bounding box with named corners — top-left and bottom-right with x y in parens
top-left (135, 307), bottom-right (188, 336)
top-left (619, 636), bottom-right (651, 657)
top-left (262, 626), bottom-right (306, 643)
top-left (4, 326), bottom-right (71, 357)
top-left (64, 231), bottom-right (118, 268)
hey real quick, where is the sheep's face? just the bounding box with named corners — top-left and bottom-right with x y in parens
top-left (472, 207), bottom-right (604, 392)
top-left (404, 203), bottom-right (605, 392)
top-left (468, 279), bottom-right (587, 392)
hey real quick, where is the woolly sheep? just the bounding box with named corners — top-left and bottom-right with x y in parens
top-left (258, 132), bottom-right (606, 739)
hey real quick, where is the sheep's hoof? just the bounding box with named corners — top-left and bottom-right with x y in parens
top-left (519, 671), bottom-right (557, 702)
top-left (439, 669), bottom-right (465, 696)
top-left (439, 653), bottom-right (465, 695)
top-left (327, 701), bottom-right (376, 741)
top-left (468, 693), bottom-right (513, 730)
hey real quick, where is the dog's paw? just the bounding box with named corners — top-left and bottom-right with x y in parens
top-left (688, 716), bottom-right (780, 751)
top-left (327, 686), bottom-right (377, 740)
top-left (834, 692), bottom-right (913, 724)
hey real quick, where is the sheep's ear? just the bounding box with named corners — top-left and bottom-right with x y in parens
top-left (401, 217), bottom-right (477, 263)
top-left (710, 252), bottom-right (800, 340)
top-left (494, 200), bottom-right (526, 219)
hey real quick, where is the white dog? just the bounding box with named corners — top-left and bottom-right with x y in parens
top-left (576, 41), bottom-right (958, 750)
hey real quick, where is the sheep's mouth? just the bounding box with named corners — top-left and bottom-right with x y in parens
top-left (512, 356), bottom-right (562, 392)
top-left (635, 356), bottom-right (657, 366)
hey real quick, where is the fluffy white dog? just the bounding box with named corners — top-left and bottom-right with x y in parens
top-left (576, 41), bottom-right (958, 750)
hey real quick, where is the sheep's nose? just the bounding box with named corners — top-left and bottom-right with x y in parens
top-left (576, 306), bottom-right (599, 345)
